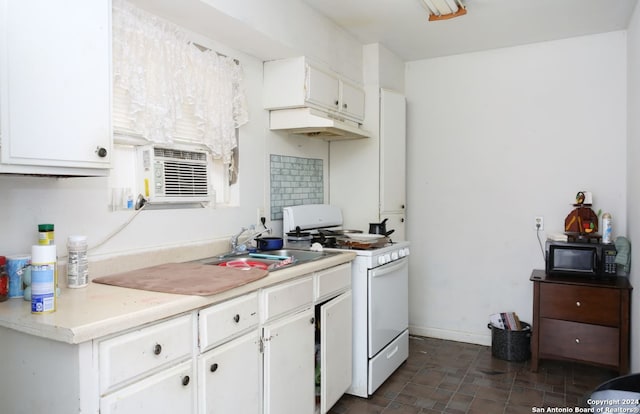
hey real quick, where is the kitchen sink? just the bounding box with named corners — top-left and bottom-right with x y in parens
top-left (199, 249), bottom-right (339, 271)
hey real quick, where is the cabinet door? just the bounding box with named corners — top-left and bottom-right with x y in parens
top-left (306, 64), bottom-right (340, 112)
top-left (379, 89), bottom-right (406, 215)
top-left (100, 360), bottom-right (195, 414)
top-left (339, 80), bottom-right (365, 122)
top-left (198, 332), bottom-right (261, 414)
top-left (320, 291), bottom-right (352, 414)
top-left (263, 308), bottom-right (315, 414)
top-left (0, 0), bottom-right (111, 173)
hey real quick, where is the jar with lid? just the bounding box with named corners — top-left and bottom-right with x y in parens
top-left (0, 256), bottom-right (8, 302)
top-left (38, 224), bottom-right (55, 245)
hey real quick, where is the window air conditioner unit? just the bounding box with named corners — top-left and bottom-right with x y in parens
top-left (136, 145), bottom-right (211, 204)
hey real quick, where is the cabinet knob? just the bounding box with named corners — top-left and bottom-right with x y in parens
top-left (334, 100), bottom-right (339, 107)
top-left (401, 218), bottom-right (405, 223)
top-left (153, 343), bottom-right (162, 355)
top-left (310, 317), bottom-right (315, 325)
top-left (343, 103), bottom-right (348, 109)
top-left (401, 204), bottom-right (405, 209)
top-left (182, 375), bottom-right (190, 386)
top-left (233, 314), bottom-right (240, 323)
top-left (575, 338), bottom-right (580, 344)
top-left (210, 363), bottom-right (219, 373)
top-left (576, 301), bottom-right (581, 307)
top-left (96, 146), bottom-right (108, 158)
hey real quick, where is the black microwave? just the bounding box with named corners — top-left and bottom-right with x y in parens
top-left (545, 241), bottom-right (617, 278)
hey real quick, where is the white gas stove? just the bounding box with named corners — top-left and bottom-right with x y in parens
top-left (282, 204), bottom-right (410, 398)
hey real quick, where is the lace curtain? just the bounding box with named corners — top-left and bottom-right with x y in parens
top-left (112, 0), bottom-right (249, 163)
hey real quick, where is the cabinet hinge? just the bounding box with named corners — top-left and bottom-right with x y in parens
top-left (259, 335), bottom-right (273, 353)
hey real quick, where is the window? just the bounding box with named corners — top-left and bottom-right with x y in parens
top-left (111, 0), bottom-right (248, 205)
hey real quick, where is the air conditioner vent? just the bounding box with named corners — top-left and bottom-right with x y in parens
top-left (163, 161), bottom-right (209, 197)
top-left (154, 147), bottom-right (207, 162)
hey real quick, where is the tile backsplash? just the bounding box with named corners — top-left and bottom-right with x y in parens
top-left (270, 155), bottom-right (323, 220)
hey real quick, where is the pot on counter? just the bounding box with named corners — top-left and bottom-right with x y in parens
top-left (256, 237), bottom-right (284, 251)
top-left (368, 218), bottom-right (395, 237)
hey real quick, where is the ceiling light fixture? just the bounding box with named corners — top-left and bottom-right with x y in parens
top-left (420, 0), bottom-right (467, 21)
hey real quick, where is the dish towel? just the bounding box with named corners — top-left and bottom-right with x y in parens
top-left (614, 236), bottom-right (631, 273)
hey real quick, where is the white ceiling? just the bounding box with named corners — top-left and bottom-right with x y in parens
top-left (301, 0), bottom-right (639, 61)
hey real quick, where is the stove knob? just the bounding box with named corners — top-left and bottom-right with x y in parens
top-left (377, 255), bottom-right (386, 265)
top-left (398, 249), bottom-right (406, 258)
top-left (391, 251), bottom-right (399, 261)
top-left (403, 247), bottom-right (411, 256)
top-left (384, 253), bottom-right (391, 263)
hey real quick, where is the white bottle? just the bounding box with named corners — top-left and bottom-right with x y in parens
top-left (602, 213), bottom-right (612, 244)
top-left (31, 245), bottom-right (57, 314)
top-left (67, 235), bottom-right (89, 288)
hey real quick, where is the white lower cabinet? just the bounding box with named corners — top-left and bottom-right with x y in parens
top-left (263, 307), bottom-right (316, 414)
top-left (197, 331), bottom-right (261, 414)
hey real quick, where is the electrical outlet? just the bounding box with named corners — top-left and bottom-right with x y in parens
top-left (534, 216), bottom-right (544, 231)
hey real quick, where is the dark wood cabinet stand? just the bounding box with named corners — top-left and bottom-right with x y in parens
top-left (530, 269), bottom-right (632, 374)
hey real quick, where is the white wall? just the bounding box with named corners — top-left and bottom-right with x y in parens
top-left (196, 0), bottom-right (363, 81)
top-left (626, 2), bottom-right (640, 372)
top-left (405, 32), bottom-right (628, 345)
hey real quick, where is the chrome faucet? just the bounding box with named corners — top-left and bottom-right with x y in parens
top-left (229, 224), bottom-right (272, 254)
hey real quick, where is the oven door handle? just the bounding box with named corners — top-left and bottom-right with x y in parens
top-left (371, 258), bottom-right (407, 279)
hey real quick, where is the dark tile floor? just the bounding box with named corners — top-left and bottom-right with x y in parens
top-left (330, 335), bottom-right (618, 414)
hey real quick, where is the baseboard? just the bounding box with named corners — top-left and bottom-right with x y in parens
top-left (409, 324), bottom-right (492, 347)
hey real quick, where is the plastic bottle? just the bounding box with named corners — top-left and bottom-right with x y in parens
top-left (31, 245), bottom-right (56, 314)
top-left (38, 224), bottom-right (55, 245)
top-left (67, 235), bottom-right (89, 288)
top-left (602, 213), bottom-right (612, 244)
top-left (0, 256), bottom-right (8, 302)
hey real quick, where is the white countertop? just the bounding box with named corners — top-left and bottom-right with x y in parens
top-left (0, 252), bottom-right (355, 344)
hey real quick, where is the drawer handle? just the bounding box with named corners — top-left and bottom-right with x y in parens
top-left (233, 314), bottom-right (240, 323)
top-left (182, 375), bottom-right (190, 386)
top-left (386, 345), bottom-right (399, 359)
top-left (210, 363), bottom-right (219, 373)
top-left (576, 301), bottom-right (581, 307)
top-left (153, 343), bottom-right (162, 355)
top-left (575, 338), bottom-right (580, 344)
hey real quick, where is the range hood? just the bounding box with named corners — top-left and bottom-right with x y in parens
top-left (269, 107), bottom-right (370, 140)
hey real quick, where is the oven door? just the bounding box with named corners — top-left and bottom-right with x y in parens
top-left (367, 257), bottom-right (409, 357)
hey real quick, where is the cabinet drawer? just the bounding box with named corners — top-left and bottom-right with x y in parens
top-left (199, 292), bottom-right (259, 352)
top-left (99, 314), bottom-right (194, 394)
top-left (261, 276), bottom-right (313, 322)
top-left (100, 360), bottom-right (195, 414)
top-left (539, 283), bottom-right (620, 326)
top-left (314, 263), bottom-right (351, 301)
top-left (539, 318), bottom-right (619, 367)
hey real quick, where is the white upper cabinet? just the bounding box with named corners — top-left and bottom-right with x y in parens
top-left (0, 0), bottom-right (111, 175)
top-left (264, 56), bottom-right (365, 123)
top-left (339, 79), bottom-right (366, 122)
top-left (380, 89), bottom-right (406, 215)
